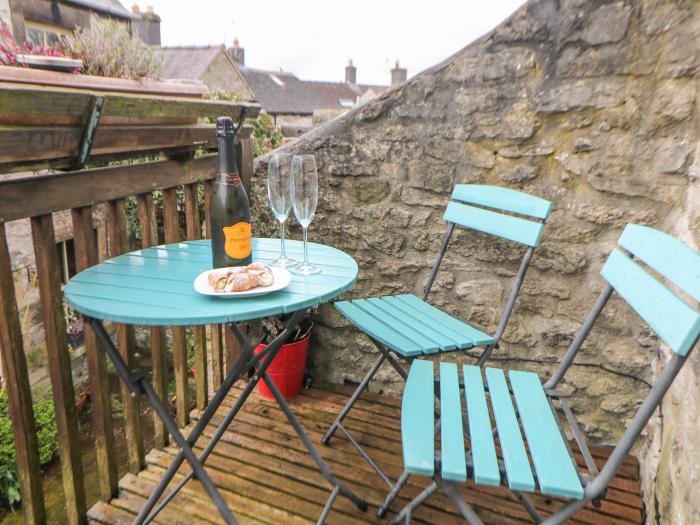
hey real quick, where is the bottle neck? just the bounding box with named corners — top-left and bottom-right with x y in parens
top-left (217, 136), bottom-right (238, 175)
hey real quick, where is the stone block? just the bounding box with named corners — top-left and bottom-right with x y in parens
top-left (498, 162), bottom-right (540, 183)
top-left (577, 3), bottom-right (632, 45)
top-left (454, 278), bottom-right (504, 304)
top-left (352, 179), bottom-right (391, 203)
top-left (536, 78), bottom-right (629, 113)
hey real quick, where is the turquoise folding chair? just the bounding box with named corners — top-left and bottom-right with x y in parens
top-left (322, 184), bottom-right (553, 486)
top-left (386, 224), bottom-right (700, 524)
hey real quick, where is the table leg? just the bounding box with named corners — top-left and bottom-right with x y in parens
top-left (143, 308), bottom-right (367, 524)
top-left (87, 318), bottom-right (238, 525)
top-left (261, 370), bottom-right (368, 520)
top-left (137, 309), bottom-right (308, 524)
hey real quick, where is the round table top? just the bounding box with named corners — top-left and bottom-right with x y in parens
top-left (64, 238), bottom-right (358, 326)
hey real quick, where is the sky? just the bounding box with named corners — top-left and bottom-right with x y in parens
top-left (143, 0), bottom-right (526, 86)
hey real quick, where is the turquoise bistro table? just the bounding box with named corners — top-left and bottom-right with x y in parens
top-left (64, 238), bottom-right (365, 525)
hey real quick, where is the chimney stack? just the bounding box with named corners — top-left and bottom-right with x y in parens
top-left (391, 60), bottom-right (407, 86)
top-left (228, 38), bottom-right (245, 66)
top-left (132, 4), bottom-right (161, 45)
top-left (345, 59), bottom-right (356, 84)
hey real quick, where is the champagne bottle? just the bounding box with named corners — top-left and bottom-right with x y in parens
top-left (210, 117), bottom-right (252, 268)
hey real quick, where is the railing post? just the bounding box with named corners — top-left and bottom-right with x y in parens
top-left (31, 213), bottom-right (87, 524)
top-left (0, 224), bottom-right (46, 524)
top-left (106, 200), bottom-right (145, 473)
top-left (203, 180), bottom-right (224, 392)
top-left (162, 187), bottom-right (190, 427)
top-left (137, 193), bottom-right (169, 450)
top-left (184, 183), bottom-right (208, 410)
top-left (71, 206), bottom-right (118, 500)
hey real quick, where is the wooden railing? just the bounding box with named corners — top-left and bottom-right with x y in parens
top-left (0, 79), bottom-right (259, 524)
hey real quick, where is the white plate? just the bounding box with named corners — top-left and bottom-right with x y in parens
top-left (193, 266), bottom-right (292, 298)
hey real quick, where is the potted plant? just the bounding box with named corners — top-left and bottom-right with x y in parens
top-left (0, 21), bottom-right (82, 72)
top-left (254, 314), bottom-right (314, 400)
top-left (0, 18), bottom-right (206, 99)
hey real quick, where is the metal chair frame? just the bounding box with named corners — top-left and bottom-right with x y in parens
top-left (322, 186), bottom-right (549, 490)
top-left (383, 225), bottom-right (700, 524)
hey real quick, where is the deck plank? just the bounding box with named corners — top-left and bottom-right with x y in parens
top-left (89, 383), bottom-right (643, 525)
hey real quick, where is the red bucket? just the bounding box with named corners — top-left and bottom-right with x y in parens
top-left (254, 324), bottom-right (311, 400)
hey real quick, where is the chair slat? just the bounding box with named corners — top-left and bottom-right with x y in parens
top-left (451, 184), bottom-right (552, 220)
top-left (354, 299), bottom-right (440, 353)
top-left (396, 294), bottom-right (494, 346)
top-left (334, 301), bottom-right (423, 356)
top-left (509, 370), bottom-right (584, 499)
top-left (485, 367), bottom-right (535, 492)
top-left (402, 360), bottom-right (435, 476)
top-left (463, 365), bottom-right (500, 486)
top-left (366, 297), bottom-right (460, 351)
top-left (619, 224), bottom-right (700, 303)
top-left (440, 363), bottom-right (467, 481)
top-left (381, 296), bottom-right (470, 349)
top-left (601, 249), bottom-right (700, 356)
top-left (443, 201), bottom-right (545, 247)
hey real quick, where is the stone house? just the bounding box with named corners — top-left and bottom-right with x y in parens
top-left (0, 0), bottom-right (161, 46)
top-left (155, 38), bottom-right (405, 137)
top-left (154, 44), bottom-right (254, 100)
top-left (236, 53), bottom-right (399, 134)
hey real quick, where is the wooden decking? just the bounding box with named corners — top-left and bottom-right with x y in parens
top-left (88, 383), bottom-right (644, 524)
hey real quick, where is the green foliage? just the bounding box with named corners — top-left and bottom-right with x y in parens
top-left (202, 91), bottom-right (283, 158)
top-left (205, 90), bottom-right (241, 103)
top-left (0, 395), bottom-right (58, 506)
top-left (251, 112), bottom-right (283, 157)
top-left (62, 18), bottom-right (162, 80)
top-left (186, 333), bottom-right (196, 370)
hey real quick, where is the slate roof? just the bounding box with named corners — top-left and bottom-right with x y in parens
top-left (238, 66), bottom-right (386, 115)
top-left (64, 0), bottom-right (135, 19)
top-left (155, 45), bottom-right (224, 80)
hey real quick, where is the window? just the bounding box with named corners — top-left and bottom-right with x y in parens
top-left (24, 21), bottom-right (69, 48)
top-left (269, 74), bottom-right (285, 86)
top-left (338, 98), bottom-right (355, 108)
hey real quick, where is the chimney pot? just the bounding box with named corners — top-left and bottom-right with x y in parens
top-left (131, 3), bottom-right (140, 14)
top-left (345, 59), bottom-right (357, 84)
top-left (391, 60), bottom-right (407, 86)
top-left (146, 4), bottom-right (154, 14)
top-left (229, 39), bottom-right (245, 65)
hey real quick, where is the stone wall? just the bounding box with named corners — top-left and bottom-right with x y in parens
top-left (252, 0), bottom-right (699, 521)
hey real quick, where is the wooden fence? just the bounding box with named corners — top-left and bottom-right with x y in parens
top-left (0, 78), bottom-right (259, 524)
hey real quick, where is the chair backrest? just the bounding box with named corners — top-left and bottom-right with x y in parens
top-left (424, 184), bottom-right (553, 358)
top-left (547, 224), bottom-right (700, 498)
top-left (445, 184), bottom-right (553, 247)
top-left (602, 224), bottom-right (700, 356)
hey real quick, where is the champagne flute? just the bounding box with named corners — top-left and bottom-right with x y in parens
top-left (267, 154), bottom-right (299, 268)
top-left (291, 155), bottom-right (321, 275)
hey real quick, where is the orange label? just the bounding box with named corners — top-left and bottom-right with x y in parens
top-left (223, 222), bottom-right (252, 259)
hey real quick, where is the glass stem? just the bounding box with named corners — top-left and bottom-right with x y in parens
top-left (303, 227), bottom-right (309, 265)
top-left (279, 219), bottom-right (286, 257)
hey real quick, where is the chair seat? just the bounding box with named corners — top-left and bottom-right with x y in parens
top-left (335, 294), bottom-right (494, 357)
top-left (402, 360), bottom-right (585, 500)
